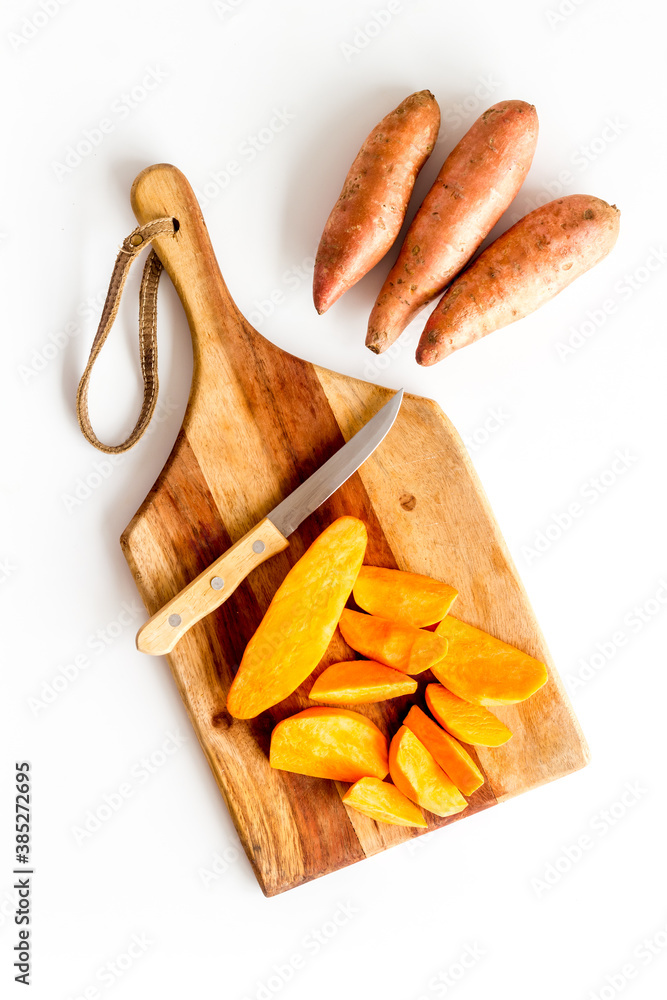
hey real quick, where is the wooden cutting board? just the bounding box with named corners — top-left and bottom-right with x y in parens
top-left (121, 164), bottom-right (589, 896)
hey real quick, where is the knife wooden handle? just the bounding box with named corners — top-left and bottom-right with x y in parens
top-left (135, 518), bottom-right (289, 655)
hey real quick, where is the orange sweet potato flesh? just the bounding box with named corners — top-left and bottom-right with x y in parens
top-left (353, 566), bottom-right (458, 628)
top-left (403, 705), bottom-right (484, 796)
top-left (417, 194), bottom-right (620, 365)
top-left (389, 726), bottom-right (467, 817)
top-left (433, 616), bottom-right (548, 705)
top-left (270, 707), bottom-right (389, 781)
top-left (309, 660), bottom-right (417, 705)
top-left (367, 100), bottom-right (538, 354)
top-left (338, 609), bottom-right (448, 675)
top-left (313, 90), bottom-right (440, 314)
top-left (343, 776), bottom-right (427, 828)
top-left (426, 684), bottom-right (512, 747)
top-left (227, 517), bottom-right (367, 719)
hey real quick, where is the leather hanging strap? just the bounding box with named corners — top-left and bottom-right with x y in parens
top-left (76, 217), bottom-right (177, 453)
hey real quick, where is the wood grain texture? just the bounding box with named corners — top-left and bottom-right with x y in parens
top-left (136, 517), bottom-right (289, 655)
top-left (121, 164), bottom-right (589, 896)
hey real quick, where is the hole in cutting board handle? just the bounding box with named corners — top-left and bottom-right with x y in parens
top-left (172, 217), bottom-right (180, 232)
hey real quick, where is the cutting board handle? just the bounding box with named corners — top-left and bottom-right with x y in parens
top-left (131, 163), bottom-right (253, 384)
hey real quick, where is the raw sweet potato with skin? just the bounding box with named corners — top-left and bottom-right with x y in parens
top-left (433, 616), bottom-right (548, 705)
top-left (227, 517), bottom-right (367, 719)
top-left (353, 565), bottom-right (458, 627)
top-left (343, 776), bottom-right (427, 828)
top-left (425, 684), bottom-right (512, 747)
top-left (417, 194), bottom-right (621, 365)
top-left (269, 707), bottom-right (389, 781)
top-left (389, 726), bottom-right (467, 817)
top-left (313, 90), bottom-right (440, 314)
top-left (309, 659), bottom-right (417, 705)
top-left (366, 100), bottom-right (538, 354)
top-left (403, 705), bottom-right (484, 796)
top-left (338, 609), bottom-right (448, 675)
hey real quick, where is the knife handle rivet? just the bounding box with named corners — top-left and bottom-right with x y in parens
top-left (210, 576), bottom-right (225, 590)
top-left (168, 613), bottom-right (182, 627)
top-left (252, 540), bottom-right (266, 554)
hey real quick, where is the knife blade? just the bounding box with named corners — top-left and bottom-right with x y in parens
top-left (136, 389), bottom-right (403, 655)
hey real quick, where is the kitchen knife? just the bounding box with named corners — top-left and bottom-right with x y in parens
top-left (136, 389), bottom-right (403, 655)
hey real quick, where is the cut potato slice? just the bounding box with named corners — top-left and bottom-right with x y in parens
top-left (338, 609), bottom-right (448, 675)
top-left (343, 776), bottom-right (427, 828)
top-left (309, 660), bottom-right (417, 705)
top-left (425, 684), bottom-right (512, 747)
top-left (433, 616), bottom-right (547, 705)
top-left (270, 707), bottom-right (389, 781)
top-left (388, 726), bottom-right (467, 817)
top-left (353, 566), bottom-right (458, 628)
top-left (404, 705), bottom-right (484, 796)
top-left (227, 517), bottom-right (367, 718)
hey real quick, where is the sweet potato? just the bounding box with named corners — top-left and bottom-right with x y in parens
top-left (389, 726), bottom-right (467, 817)
top-left (343, 776), bottom-right (427, 828)
top-left (353, 565), bottom-right (458, 627)
top-left (417, 194), bottom-right (620, 365)
top-left (227, 517), bottom-right (367, 719)
top-left (338, 609), bottom-right (448, 675)
top-left (309, 659), bottom-right (417, 705)
top-left (269, 707), bottom-right (389, 781)
top-left (366, 100), bottom-right (538, 354)
top-left (425, 684), bottom-right (512, 747)
top-left (313, 90), bottom-right (440, 314)
top-left (433, 616), bottom-right (548, 705)
top-left (403, 705), bottom-right (484, 796)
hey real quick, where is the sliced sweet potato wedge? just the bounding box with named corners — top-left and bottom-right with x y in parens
top-left (270, 707), bottom-right (389, 781)
top-left (227, 517), bottom-right (367, 718)
top-left (353, 566), bottom-right (458, 627)
top-left (338, 609), bottom-right (448, 675)
top-left (309, 660), bottom-right (417, 705)
top-left (342, 776), bottom-right (427, 828)
top-left (425, 684), bottom-right (512, 747)
top-left (403, 705), bottom-right (484, 796)
top-left (433, 616), bottom-right (548, 705)
top-left (388, 725), bottom-right (467, 817)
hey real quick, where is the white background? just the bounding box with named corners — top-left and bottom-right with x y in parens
top-left (2, 0), bottom-right (666, 998)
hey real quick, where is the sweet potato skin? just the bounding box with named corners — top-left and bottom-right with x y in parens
top-left (417, 194), bottom-right (621, 365)
top-left (313, 90), bottom-right (440, 314)
top-left (366, 100), bottom-right (538, 353)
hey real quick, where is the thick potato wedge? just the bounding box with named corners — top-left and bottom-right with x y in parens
top-left (425, 684), bottom-right (513, 747)
top-left (433, 616), bottom-right (548, 705)
top-left (270, 707), bottom-right (389, 781)
top-left (313, 90), bottom-right (440, 314)
top-left (404, 704), bottom-right (484, 796)
top-left (338, 609), bottom-right (448, 675)
top-left (389, 725), bottom-right (468, 817)
top-left (417, 194), bottom-right (620, 365)
top-left (227, 517), bottom-right (367, 718)
top-left (343, 776), bottom-right (427, 828)
top-left (308, 659), bottom-right (417, 705)
top-left (366, 100), bottom-right (538, 353)
top-left (353, 565), bottom-right (458, 627)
